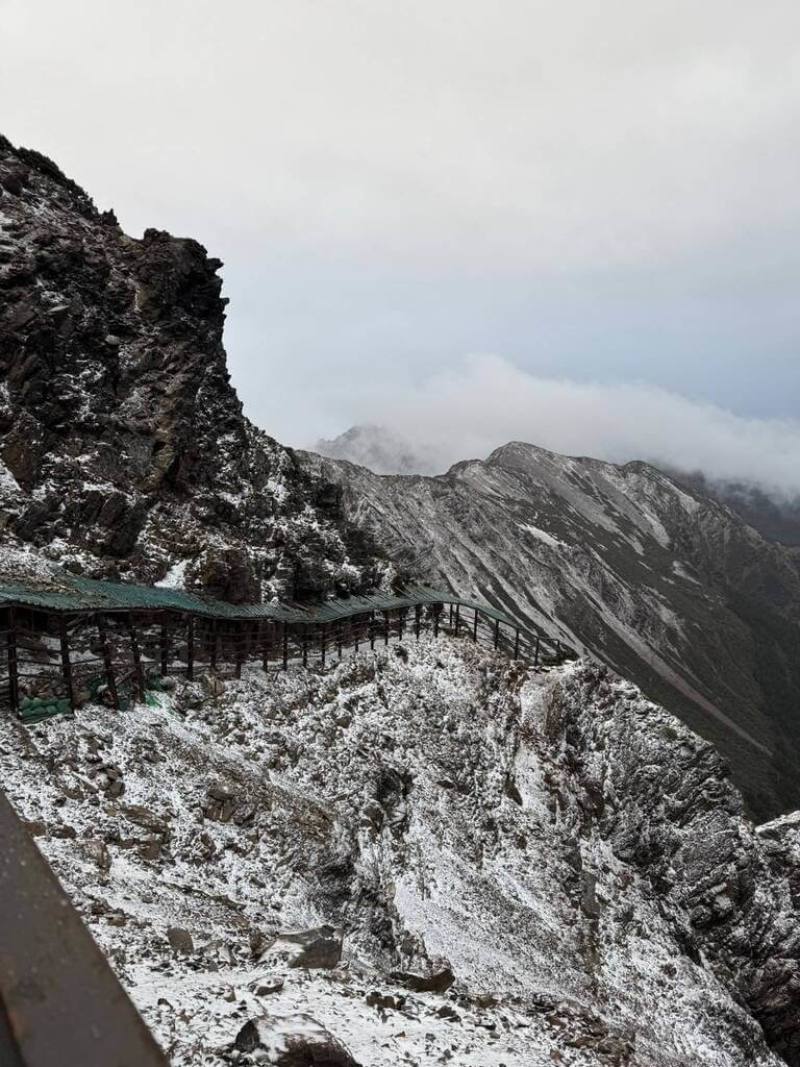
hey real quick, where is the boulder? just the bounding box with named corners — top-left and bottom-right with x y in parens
top-left (260, 925), bottom-right (343, 970)
top-left (233, 1013), bottom-right (359, 1066)
top-left (166, 927), bottom-right (194, 955)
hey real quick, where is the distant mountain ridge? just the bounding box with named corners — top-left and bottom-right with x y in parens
top-left (319, 423), bottom-right (800, 548)
top-left (304, 440), bottom-right (800, 820)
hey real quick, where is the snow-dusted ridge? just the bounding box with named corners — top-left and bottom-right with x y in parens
top-left (1, 639), bottom-right (798, 1066)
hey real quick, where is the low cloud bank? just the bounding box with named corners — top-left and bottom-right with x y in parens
top-left (320, 355), bottom-right (800, 498)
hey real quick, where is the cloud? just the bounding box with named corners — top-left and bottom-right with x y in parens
top-left (329, 355), bottom-right (800, 496)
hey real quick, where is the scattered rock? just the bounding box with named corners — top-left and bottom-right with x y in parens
top-left (260, 925), bottom-right (343, 970)
top-left (233, 1013), bottom-right (360, 1066)
top-left (166, 927), bottom-right (195, 955)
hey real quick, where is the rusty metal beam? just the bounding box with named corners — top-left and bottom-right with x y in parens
top-left (0, 789), bottom-right (167, 1066)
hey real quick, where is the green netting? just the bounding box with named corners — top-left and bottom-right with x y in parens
top-left (0, 573), bottom-right (522, 631)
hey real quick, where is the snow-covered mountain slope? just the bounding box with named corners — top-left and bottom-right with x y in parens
top-left (0, 136), bottom-right (384, 601)
top-left (1, 640), bottom-right (798, 1066)
top-left (303, 443), bottom-right (800, 820)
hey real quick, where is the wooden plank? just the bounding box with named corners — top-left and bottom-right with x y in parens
top-left (0, 788), bottom-right (168, 1067)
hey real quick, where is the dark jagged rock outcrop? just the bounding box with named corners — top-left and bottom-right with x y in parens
top-left (0, 135), bottom-right (384, 601)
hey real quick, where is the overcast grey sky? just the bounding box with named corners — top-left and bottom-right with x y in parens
top-left (2, 1), bottom-right (800, 486)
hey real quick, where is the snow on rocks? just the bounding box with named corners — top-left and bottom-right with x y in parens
top-left (0, 638), bottom-right (796, 1066)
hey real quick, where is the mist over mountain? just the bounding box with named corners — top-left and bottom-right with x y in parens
top-left (318, 422), bottom-right (800, 548)
top-left (3, 135), bottom-right (800, 1067)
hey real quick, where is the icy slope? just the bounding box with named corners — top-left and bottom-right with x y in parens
top-left (304, 443), bottom-right (800, 819)
top-left (1, 639), bottom-right (798, 1066)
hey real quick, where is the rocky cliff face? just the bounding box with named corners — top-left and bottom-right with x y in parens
top-left (1, 643), bottom-right (798, 1066)
top-left (304, 443), bottom-right (800, 820)
top-left (0, 136), bottom-right (383, 601)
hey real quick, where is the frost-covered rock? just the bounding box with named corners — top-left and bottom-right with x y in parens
top-left (0, 135), bottom-right (384, 600)
top-left (1, 638), bottom-right (798, 1065)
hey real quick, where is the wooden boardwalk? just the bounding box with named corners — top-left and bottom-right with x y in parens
top-left (0, 576), bottom-right (572, 719)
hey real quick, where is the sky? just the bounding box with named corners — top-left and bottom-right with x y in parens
top-left (2, 0), bottom-right (800, 490)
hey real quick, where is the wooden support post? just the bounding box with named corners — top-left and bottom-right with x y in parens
top-left (337, 622), bottom-right (343, 660)
top-left (534, 634), bottom-right (541, 667)
top-left (513, 627), bottom-right (520, 659)
top-left (7, 607), bottom-right (19, 715)
top-left (127, 615), bottom-right (146, 701)
top-left (59, 616), bottom-right (75, 712)
top-left (448, 604), bottom-right (453, 628)
top-left (160, 614), bottom-right (169, 677)
top-left (398, 609), bottom-right (404, 642)
top-left (282, 622), bottom-right (289, 670)
top-left (384, 611), bottom-right (389, 646)
top-left (433, 605), bottom-right (440, 638)
top-left (472, 609), bottom-right (479, 642)
top-left (320, 623), bottom-right (327, 667)
top-left (493, 619), bottom-right (500, 650)
top-left (454, 604), bottom-right (460, 637)
top-left (369, 612), bottom-right (375, 651)
top-left (353, 618), bottom-right (360, 653)
top-left (97, 614), bottom-right (119, 709)
top-left (302, 626), bottom-right (308, 668)
top-left (261, 621), bottom-right (270, 670)
top-left (415, 604), bottom-right (421, 640)
top-left (235, 621), bottom-right (244, 679)
top-left (209, 619), bottom-right (218, 671)
top-left (186, 615), bottom-right (195, 680)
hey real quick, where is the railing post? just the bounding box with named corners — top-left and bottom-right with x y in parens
top-left (353, 617), bottom-right (359, 653)
top-left (209, 619), bottom-right (218, 672)
top-left (384, 611), bottom-right (389, 646)
top-left (320, 623), bottom-right (327, 667)
top-left (433, 605), bottom-right (440, 638)
top-left (337, 621), bottom-right (343, 660)
top-left (6, 606), bottom-right (18, 715)
top-left (302, 626), bottom-right (308, 668)
top-left (160, 613), bottom-right (169, 677)
top-left (186, 615), bottom-right (195, 680)
top-left (282, 622), bottom-right (289, 670)
top-left (454, 604), bottom-right (460, 637)
top-left (369, 612), bottom-right (375, 651)
top-left (472, 609), bottom-right (478, 642)
top-left (235, 621), bottom-right (244, 679)
top-left (97, 613), bottom-right (119, 709)
top-left (415, 604), bottom-right (421, 640)
top-left (59, 616), bottom-right (75, 712)
top-left (127, 614), bottom-right (146, 701)
top-left (261, 621), bottom-right (270, 670)
top-left (398, 609), bottom-right (404, 641)
top-left (534, 634), bottom-right (540, 667)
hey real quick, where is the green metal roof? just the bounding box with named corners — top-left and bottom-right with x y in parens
top-left (0, 572), bottom-right (523, 631)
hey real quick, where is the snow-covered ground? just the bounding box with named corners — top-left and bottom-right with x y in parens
top-left (0, 637), bottom-right (795, 1066)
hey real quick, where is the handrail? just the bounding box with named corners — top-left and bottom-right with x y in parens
top-left (0, 789), bottom-right (167, 1066)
